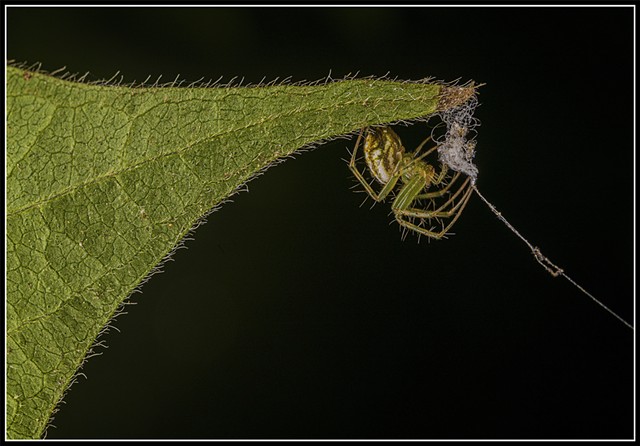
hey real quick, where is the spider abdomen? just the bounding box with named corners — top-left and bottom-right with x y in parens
top-left (363, 127), bottom-right (404, 185)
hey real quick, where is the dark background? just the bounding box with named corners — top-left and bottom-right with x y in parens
top-left (6, 6), bottom-right (634, 440)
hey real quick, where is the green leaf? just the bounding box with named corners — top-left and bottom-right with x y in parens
top-left (5, 64), bottom-right (475, 439)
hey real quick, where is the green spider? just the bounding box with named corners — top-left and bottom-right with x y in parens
top-left (349, 125), bottom-right (474, 239)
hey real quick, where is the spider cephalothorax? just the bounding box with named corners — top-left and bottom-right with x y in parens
top-left (349, 126), bottom-right (473, 239)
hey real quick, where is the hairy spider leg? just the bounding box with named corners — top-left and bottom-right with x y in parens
top-left (392, 147), bottom-right (471, 219)
top-left (393, 181), bottom-right (474, 239)
top-left (396, 176), bottom-right (472, 219)
top-left (416, 169), bottom-right (463, 200)
top-left (411, 134), bottom-right (435, 158)
top-left (403, 161), bottom-right (463, 204)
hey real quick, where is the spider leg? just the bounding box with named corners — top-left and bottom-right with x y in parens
top-left (431, 176), bottom-right (472, 213)
top-left (396, 177), bottom-right (472, 219)
top-left (348, 129), bottom-right (381, 200)
top-left (406, 137), bottom-right (440, 167)
top-left (394, 183), bottom-right (474, 239)
top-left (412, 134), bottom-right (434, 157)
top-left (431, 162), bottom-right (448, 186)
top-left (395, 218), bottom-right (449, 240)
top-left (416, 169), bottom-right (461, 200)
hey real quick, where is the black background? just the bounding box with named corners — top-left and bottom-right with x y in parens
top-left (6, 6), bottom-right (634, 440)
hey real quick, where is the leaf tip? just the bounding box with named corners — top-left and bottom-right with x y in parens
top-left (437, 81), bottom-right (482, 112)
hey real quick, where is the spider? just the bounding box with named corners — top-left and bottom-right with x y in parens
top-left (348, 125), bottom-right (474, 239)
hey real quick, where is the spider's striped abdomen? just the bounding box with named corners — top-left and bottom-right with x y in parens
top-left (363, 127), bottom-right (405, 185)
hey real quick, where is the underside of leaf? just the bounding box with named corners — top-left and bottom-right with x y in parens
top-left (5, 64), bottom-right (477, 439)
